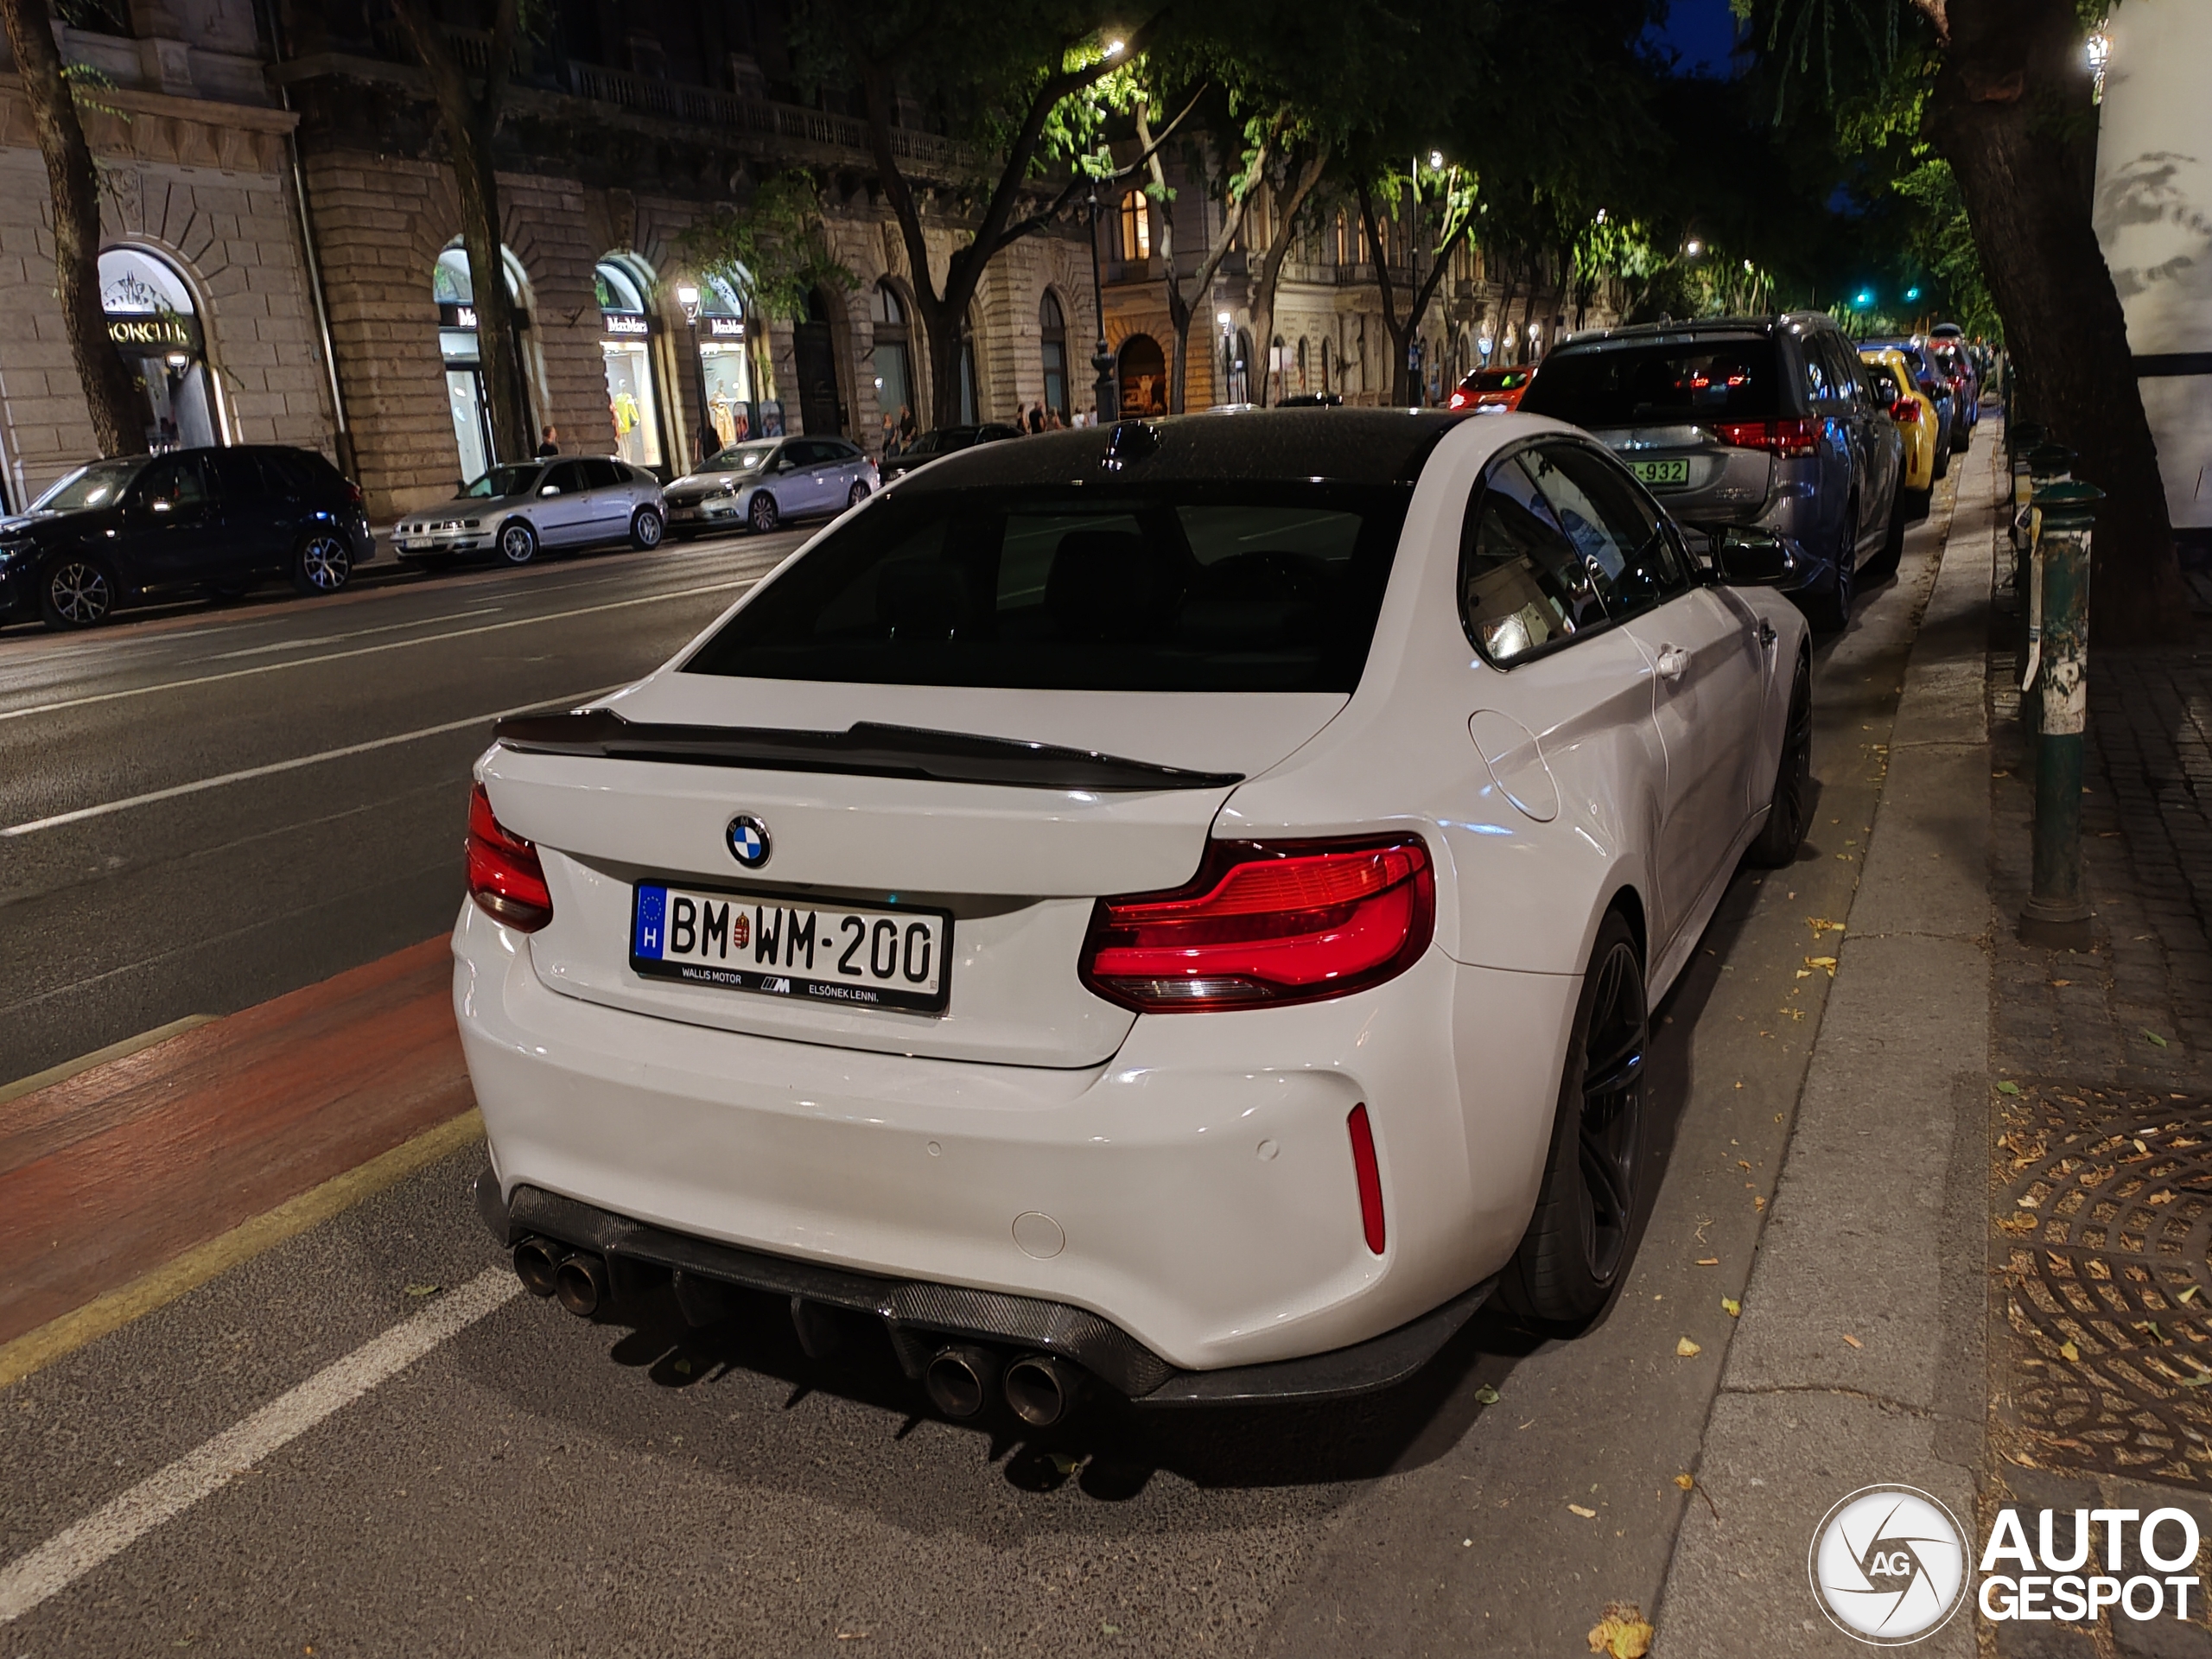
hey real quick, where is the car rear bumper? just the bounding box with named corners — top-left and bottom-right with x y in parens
top-left (452, 899), bottom-right (1560, 1373)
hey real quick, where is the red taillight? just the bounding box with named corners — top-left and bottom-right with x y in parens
top-left (1078, 837), bottom-right (1434, 1012)
top-left (467, 782), bottom-right (552, 931)
top-left (345, 480), bottom-right (365, 508)
top-left (1348, 1104), bottom-right (1385, 1254)
top-left (1711, 416), bottom-right (1821, 459)
top-left (1889, 398), bottom-right (1921, 423)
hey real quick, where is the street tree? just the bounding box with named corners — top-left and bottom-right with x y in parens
top-left (0, 0), bottom-right (144, 456)
top-left (389, 0), bottom-right (531, 468)
top-left (674, 170), bottom-right (859, 324)
top-left (1357, 160), bottom-right (1479, 405)
top-left (1743, 0), bottom-right (2190, 641)
top-left (1243, 145), bottom-right (1329, 406)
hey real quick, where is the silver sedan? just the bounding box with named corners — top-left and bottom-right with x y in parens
top-left (663, 437), bottom-right (878, 537)
top-left (394, 457), bottom-right (666, 568)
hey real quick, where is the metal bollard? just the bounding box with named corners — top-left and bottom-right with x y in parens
top-left (2018, 480), bottom-right (2103, 949)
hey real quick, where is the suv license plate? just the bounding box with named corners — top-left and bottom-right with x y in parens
top-left (1630, 459), bottom-right (1690, 486)
top-left (630, 883), bottom-right (950, 1014)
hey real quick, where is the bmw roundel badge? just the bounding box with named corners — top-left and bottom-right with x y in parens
top-left (725, 813), bottom-right (771, 868)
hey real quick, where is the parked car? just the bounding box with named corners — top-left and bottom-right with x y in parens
top-left (0, 445), bottom-right (371, 632)
top-left (1447, 365), bottom-right (1535, 412)
top-left (459, 410), bottom-right (1812, 1420)
top-left (1274, 392), bottom-right (1345, 408)
top-left (665, 436), bottom-right (878, 536)
top-left (1923, 330), bottom-right (1980, 452)
top-left (877, 425), bottom-right (1020, 484)
top-left (1862, 339), bottom-right (1955, 479)
top-left (394, 456), bottom-right (664, 568)
top-left (1520, 313), bottom-right (1906, 629)
top-left (1859, 346), bottom-right (1939, 516)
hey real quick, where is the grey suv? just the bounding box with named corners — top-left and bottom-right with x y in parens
top-left (1521, 314), bottom-right (1905, 629)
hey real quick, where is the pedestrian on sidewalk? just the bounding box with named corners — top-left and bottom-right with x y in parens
top-left (536, 425), bottom-right (559, 458)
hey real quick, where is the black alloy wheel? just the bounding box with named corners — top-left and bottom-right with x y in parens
top-left (1747, 653), bottom-right (1814, 868)
top-left (847, 480), bottom-right (869, 508)
top-left (497, 519), bottom-right (538, 566)
top-left (629, 505), bottom-right (664, 550)
top-left (748, 492), bottom-right (779, 533)
top-left (39, 556), bottom-right (116, 630)
top-left (1864, 489), bottom-right (1906, 582)
top-left (291, 531), bottom-right (353, 596)
top-left (1808, 503), bottom-right (1856, 632)
top-left (1503, 910), bottom-right (1649, 1326)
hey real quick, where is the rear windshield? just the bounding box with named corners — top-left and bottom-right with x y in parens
top-left (1522, 339), bottom-right (1784, 426)
top-left (682, 484), bottom-right (1410, 693)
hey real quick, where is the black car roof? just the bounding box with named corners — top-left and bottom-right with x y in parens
top-left (893, 410), bottom-right (1461, 491)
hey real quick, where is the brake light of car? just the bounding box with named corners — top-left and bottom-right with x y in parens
top-left (467, 782), bottom-right (553, 931)
top-left (344, 479), bottom-right (365, 509)
top-left (1347, 1103), bottom-right (1386, 1254)
top-left (1078, 836), bottom-right (1434, 1012)
top-left (1889, 397), bottom-right (1922, 423)
top-left (1711, 417), bottom-right (1821, 459)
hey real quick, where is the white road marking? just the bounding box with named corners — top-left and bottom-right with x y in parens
top-left (0, 1267), bottom-right (522, 1624)
top-left (199, 606), bottom-right (504, 660)
top-left (0, 683), bottom-right (622, 837)
top-left (0, 577), bottom-right (750, 722)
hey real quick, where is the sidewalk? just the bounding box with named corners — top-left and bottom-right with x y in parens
top-left (1655, 428), bottom-right (2002, 1655)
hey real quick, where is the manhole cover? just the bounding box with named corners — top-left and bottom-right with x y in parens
top-left (1999, 1083), bottom-right (2212, 1483)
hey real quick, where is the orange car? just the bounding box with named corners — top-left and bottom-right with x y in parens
top-left (1447, 365), bottom-right (1534, 411)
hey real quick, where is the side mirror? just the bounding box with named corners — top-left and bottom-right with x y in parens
top-left (1710, 527), bottom-right (1798, 586)
top-left (539, 484), bottom-right (560, 497)
top-left (149, 496), bottom-right (175, 515)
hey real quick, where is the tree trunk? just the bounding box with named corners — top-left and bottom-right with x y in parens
top-left (1140, 107), bottom-right (1272, 415)
top-left (1494, 255), bottom-right (1518, 365)
top-left (1246, 149), bottom-right (1327, 408)
top-left (1929, 0), bottom-right (2189, 644)
top-left (1362, 183), bottom-right (1470, 407)
top-left (391, 0), bottom-right (530, 468)
top-left (0, 0), bottom-right (145, 457)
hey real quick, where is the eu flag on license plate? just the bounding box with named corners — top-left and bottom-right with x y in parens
top-left (633, 884), bottom-right (667, 959)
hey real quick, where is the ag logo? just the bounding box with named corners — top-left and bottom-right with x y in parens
top-left (1809, 1484), bottom-right (1967, 1645)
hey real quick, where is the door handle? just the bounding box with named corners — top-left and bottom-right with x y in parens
top-left (1655, 645), bottom-right (1689, 683)
top-left (1758, 619), bottom-right (1777, 650)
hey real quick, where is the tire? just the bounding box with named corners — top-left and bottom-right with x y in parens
top-left (1501, 909), bottom-right (1649, 1327)
top-left (628, 505), bottom-right (664, 550)
top-left (1931, 442), bottom-right (1950, 482)
top-left (1862, 490), bottom-right (1906, 582)
top-left (1902, 486), bottom-right (1932, 524)
top-left (496, 518), bottom-right (538, 566)
top-left (1746, 653), bottom-right (1813, 868)
top-left (847, 480), bottom-right (870, 508)
top-left (290, 530), bottom-right (353, 596)
top-left (1805, 499), bottom-right (1857, 633)
top-left (748, 492), bottom-right (779, 533)
top-left (38, 556), bottom-right (118, 631)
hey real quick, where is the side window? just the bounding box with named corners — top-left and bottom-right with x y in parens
top-left (1821, 335), bottom-right (1865, 404)
top-left (543, 461), bottom-right (587, 495)
top-left (210, 450), bottom-right (270, 500)
top-left (580, 457), bottom-right (626, 490)
top-left (1798, 336), bottom-right (1832, 404)
top-left (139, 456), bottom-right (212, 507)
top-left (1459, 453), bottom-right (1608, 665)
top-left (1523, 442), bottom-right (1691, 617)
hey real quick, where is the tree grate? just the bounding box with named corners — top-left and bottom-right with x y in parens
top-left (1998, 1081), bottom-right (2212, 1485)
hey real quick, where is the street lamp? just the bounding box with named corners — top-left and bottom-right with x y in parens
top-left (675, 283), bottom-right (711, 464)
top-left (1684, 238), bottom-right (1703, 257)
top-left (1086, 183), bottom-right (1116, 424)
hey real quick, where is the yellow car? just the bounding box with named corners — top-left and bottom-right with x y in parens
top-left (1860, 346), bottom-right (1938, 509)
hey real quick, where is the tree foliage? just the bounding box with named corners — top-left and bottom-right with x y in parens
top-left (673, 171), bottom-right (858, 324)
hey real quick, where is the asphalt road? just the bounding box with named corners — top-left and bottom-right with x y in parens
top-left (0, 474), bottom-right (1963, 1656)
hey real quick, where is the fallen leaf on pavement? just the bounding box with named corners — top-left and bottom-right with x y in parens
top-left (1586, 1601), bottom-right (1655, 1658)
top-left (404, 1284), bottom-right (441, 1298)
top-left (2050, 979), bottom-right (2071, 988)
top-left (2059, 1340), bottom-right (2080, 1362)
top-left (1722, 1298), bottom-right (1741, 1318)
top-left (1049, 1452), bottom-right (1084, 1476)
top-left (1794, 969), bottom-right (1813, 979)
top-left (1997, 1214), bottom-right (2037, 1234)
top-left (1569, 1503), bottom-right (1599, 1518)
top-left (1473, 1384), bottom-right (1501, 1406)
top-left (2144, 1030), bottom-right (2171, 1048)
top-left (1806, 918), bottom-right (1844, 933)
top-left (1997, 1081), bottom-right (2022, 1096)
top-left (1842, 1334), bottom-right (1863, 1349)
top-left (2177, 1370), bottom-right (2212, 1389)
top-left (1695, 1257), bottom-right (1719, 1266)
top-left (2180, 1287), bottom-right (2200, 1305)
top-left (1674, 1474), bottom-right (1695, 1491)
top-left (1754, 1196), bottom-right (1767, 1211)
top-left (1675, 1337), bottom-right (1702, 1357)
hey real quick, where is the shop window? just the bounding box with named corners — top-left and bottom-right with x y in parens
top-left (1117, 334), bottom-right (1166, 418)
top-left (1039, 291), bottom-right (1068, 421)
top-left (433, 242), bottom-right (531, 483)
top-left (696, 272), bottom-right (755, 450)
top-left (594, 257), bottom-right (664, 469)
top-left (99, 246), bottom-right (219, 451)
top-left (871, 283), bottom-right (912, 434)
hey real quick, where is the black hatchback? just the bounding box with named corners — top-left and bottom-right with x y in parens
top-left (0, 445), bottom-right (372, 631)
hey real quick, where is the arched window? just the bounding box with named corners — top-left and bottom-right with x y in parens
top-left (594, 255), bottom-right (664, 468)
top-left (1039, 290), bottom-right (1069, 421)
top-left (871, 282), bottom-right (912, 442)
top-left (1320, 337), bottom-right (1333, 395)
top-left (1116, 333), bottom-right (1166, 418)
top-left (432, 241), bottom-right (531, 482)
top-left (792, 285), bottom-right (847, 436)
top-left (99, 246), bottom-right (220, 450)
top-left (695, 272), bottom-right (754, 450)
top-left (1120, 191), bottom-right (1151, 263)
top-left (1296, 337), bottom-right (1309, 392)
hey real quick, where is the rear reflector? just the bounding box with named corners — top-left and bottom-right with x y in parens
top-left (1889, 398), bottom-right (1922, 423)
top-left (1347, 1104), bottom-right (1385, 1255)
top-left (467, 782), bottom-right (553, 931)
top-left (1079, 836), bottom-right (1434, 1012)
top-left (1711, 416), bottom-right (1821, 459)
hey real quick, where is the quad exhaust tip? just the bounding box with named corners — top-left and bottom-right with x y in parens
top-left (553, 1251), bottom-right (609, 1318)
top-left (1003, 1353), bottom-right (1084, 1427)
top-left (923, 1343), bottom-right (1001, 1419)
top-left (512, 1236), bottom-right (563, 1298)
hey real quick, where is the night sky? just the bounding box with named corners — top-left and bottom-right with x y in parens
top-left (1650, 0), bottom-right (1744, 75)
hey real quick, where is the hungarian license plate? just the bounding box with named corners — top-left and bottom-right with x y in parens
top-left (397, 537), bottom-right (427, 550)
top-left (1630, 459), bottom-right (1690, 487)
top-left (668, 505), bottom-right (699, 521)
top-left (630, 882), bottom-right (950, 1014)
